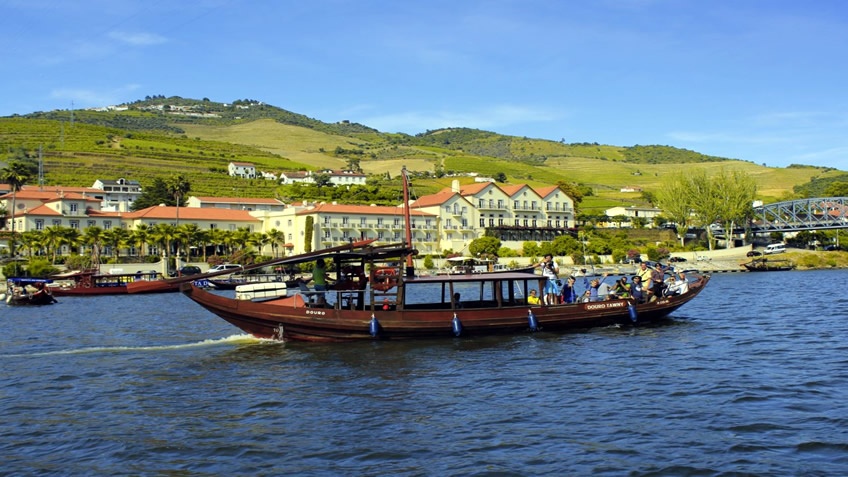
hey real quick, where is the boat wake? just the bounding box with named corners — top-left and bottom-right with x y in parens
top-left (1, 334), bottom-right (262, 358)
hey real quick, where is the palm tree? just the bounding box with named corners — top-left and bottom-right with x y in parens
top-left (150, 223), bottom-right (176, 261)
top-left (102, 227), bottom-right (130, 262)
top-left (1, 161), bottom-right (34, 256)
top-left (131, 223), bottom-right (151, 259)
top-left (19, 230), bottom-right (43, 258)
top-left (42, 225), bottom-right (66, 264)
top-left (266, 228), bottom-right (285, 258)
top-left (82, 226), bottom-right (105, 268)
top-left (166, 174), bottom-right (191, 228)
top-left (60, 227), bottom-right (81, 258)
top-left (178, 223), bottom-right (203, 259)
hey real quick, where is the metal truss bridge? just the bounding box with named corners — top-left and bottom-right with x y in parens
top-left (751, 197), bottom-right (848, 234)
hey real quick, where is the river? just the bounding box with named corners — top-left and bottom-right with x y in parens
top-left (2, 270), bottom-right (847, 476)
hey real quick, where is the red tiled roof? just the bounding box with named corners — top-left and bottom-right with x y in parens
top-left (11, 204), bottom-right (62, 217)
top-left (534, 185), bottom-right (562, 198)
top-left (191, 196), bottom-right (283, 204)
top-left (0, 190), bottom-right (100, 201)
top-left (295, 203), bottom-right (434, 217)
top-left (123, 205), bottom-right (260, 222)
top-left (410, 191), bottom-right (459, 208)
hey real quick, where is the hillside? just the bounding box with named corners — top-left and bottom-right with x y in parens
top-left (2, 96), bottom-right (844, 211)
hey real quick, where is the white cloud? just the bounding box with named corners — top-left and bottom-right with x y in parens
top-left (108, 31), bottom-right (168, 46)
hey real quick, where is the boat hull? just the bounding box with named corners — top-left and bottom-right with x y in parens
top-left (51, 281), bottom-right (180, 296)
top-left (181, 275), bottom-right (709, 342)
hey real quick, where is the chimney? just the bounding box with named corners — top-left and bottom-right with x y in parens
top-left (451, 179), bottom-right (460, 193)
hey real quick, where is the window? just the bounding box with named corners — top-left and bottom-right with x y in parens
top-left (209, 223), bottom-right (217, 229)
top-left (479, 218), bottom-right (485, 227)
top-left (70, 220), bottom-right (79, 229)
top-left (70, 203), bottom-right (78, 213)
top-left (324, 216), bottom-right (331, 224)
top-left (378, 231), bottom-right (384, 240)
top-left (87, 220), bottom-right (96, 228)
top-left (488, 218), bottom-right (494, 227)
top-left (497, 199), bottom-right (504, 209)
top-left (360, 217), bottom-right (366, 226)
top-left (377, 218), bottom-right (383, 226)
top-left (53, 219), bottom-right (62, 226)
top-left (104, 221), bottom-right (112, 230)
top-left (324, 230), bottom-right (331, 239)
top-left (35, 219), bottom-right (44, 230)
top-left (342, 217), bottom-right (349, 225)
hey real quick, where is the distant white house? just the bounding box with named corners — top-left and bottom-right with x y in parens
top-left (228, 162), bottom-right (257, 179)
top-left (605, 205), bottom-right (663, 225)
top-left (279, 170), bottom-right (367, 186)
top-left (92, 178), bottom-right (143, 212)
top-left (279, 171), bottom-right (315, 185)
top-left (620, 186), bottom-right (643, 193)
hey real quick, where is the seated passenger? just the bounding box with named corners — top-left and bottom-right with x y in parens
top-left (527, 289), bottom-right (541, 305)
top-left (665, 272), bottom-right (690, 296)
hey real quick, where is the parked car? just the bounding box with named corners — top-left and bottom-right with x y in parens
top-left (208, 264), bottom-right (243, 273)
top-left (668, 256), bottom-right (687, 263)
top-left (824, 245), bottom-right (840, 251)
top-left (747, 250), bottom-right (762, 257)
top-left (170, 265), bottom-right (202, 277)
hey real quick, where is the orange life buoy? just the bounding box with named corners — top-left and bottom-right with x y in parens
top-left (372, 267), bottom-right (398, 291)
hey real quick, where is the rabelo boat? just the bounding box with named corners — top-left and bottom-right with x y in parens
top-left (167, 167), bottom-right (711, 342)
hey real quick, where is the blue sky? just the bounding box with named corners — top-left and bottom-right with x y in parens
top-left (3, 0), bottom-right (848, 169)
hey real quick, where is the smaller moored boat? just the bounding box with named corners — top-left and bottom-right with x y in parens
top-left (5, 278), bottom-right (57, 306)
top-left (50, 269), bottom-right (180, 296)
top-left (743, 258), bottom-right (795, 272)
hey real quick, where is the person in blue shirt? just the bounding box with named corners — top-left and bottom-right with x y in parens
top-left (560, 276), bottom-right (578, 304)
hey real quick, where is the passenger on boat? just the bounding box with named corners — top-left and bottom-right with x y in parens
top-left (312, 259), bottom-right (329, 305)
top-left (583, 274), bottom-right (609, 302)
top-left (560, 276), bottom-right (578, 304)
top-left (664, 272), bottom-right (690, 296)
top-left (610, 277), bottom-right (631, 299)
top-left (630, 276), bottom-right (645, 303)
top-left (527, 289), bottom-right (541, 305)
top-left (649, 263), bottom-right (666, 300)
top-left (453, 292), bottom-right (463, 309)
top-left (533, 254), bottom-right (559, 305)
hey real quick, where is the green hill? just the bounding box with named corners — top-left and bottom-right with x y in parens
top-left (2, 96), bottom-right (844, 211)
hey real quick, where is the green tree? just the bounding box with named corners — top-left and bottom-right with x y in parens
top-left (469, 236), bottom-right (501, 257)
top-left (131, 177), bottom-right (171, 210)
top-left (1, 160), bottom-right (35, 255)
top-left (82, 226), bottom-right (105, 268)
top-left (102, 227), bottom-right (130, 262)
top-left (166, 173), bottom-right (191, 228)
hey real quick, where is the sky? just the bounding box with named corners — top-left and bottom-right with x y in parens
top-left (2, 0), bottom-right (848, 169)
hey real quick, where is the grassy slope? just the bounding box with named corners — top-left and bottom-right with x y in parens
top-left (2, 113), bottom-right (842, 206)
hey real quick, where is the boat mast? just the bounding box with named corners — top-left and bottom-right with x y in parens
top-left (402, 166), bottom-right (415, 276)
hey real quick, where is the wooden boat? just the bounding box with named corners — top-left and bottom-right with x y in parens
top-left (208, 273), bottom-right (311, 290)
top-left (742, 258), bottom-right (795, 272)
top-left (438, 257), bottom-right (535, 275)
top-left (49, 269), bottom-right (181, 296)
top-left (5, 278), bottom-right (58, 306)
top-left (178, 167), bottom-right (711, 342)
